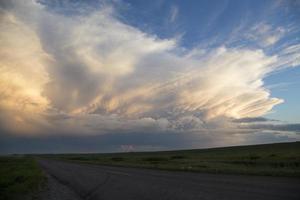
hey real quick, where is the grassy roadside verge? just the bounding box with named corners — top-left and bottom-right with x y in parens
top-left (0, 156), bottom-right (45, 200)
top-left (45, 142), bottom-right (300, 177)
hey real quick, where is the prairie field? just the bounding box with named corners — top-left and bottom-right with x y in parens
top-left (45, 141), bottom-right (300, 177)
top-left (0, 156), bottom-right (45, 200)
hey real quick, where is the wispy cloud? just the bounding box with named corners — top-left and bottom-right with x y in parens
top-left (246, 22), bottom-right (286, 47)
top-left (169, 5), bottom-right (178, 23)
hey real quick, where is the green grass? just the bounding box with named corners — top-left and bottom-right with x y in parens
top-left (45, 141), bottom-right (300, 177)
top-left (0, 156), bottom-right (45, 200)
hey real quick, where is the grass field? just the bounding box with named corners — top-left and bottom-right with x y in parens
top-left (0, 156), bottom-right (45, 200)
top-left (46, 142), bottom-right (300, 177)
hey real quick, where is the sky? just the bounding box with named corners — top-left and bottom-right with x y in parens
top-left (0, 0), bottom-right (300, 154)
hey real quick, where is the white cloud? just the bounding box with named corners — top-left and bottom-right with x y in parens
top-left (0, 0), bottom-right (298, 138)
top-left (276, 44), bottom-right (300, 68)
top-left (247, 22), bottom-right (286, 47)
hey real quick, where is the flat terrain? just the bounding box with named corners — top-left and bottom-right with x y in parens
top-left (0, 156), bottom-right (44, 200)
top-left (38, 158), bottom-right (300, 200)
top-left (47, 142), bottom-right (300, 176)
top-left (1, 142), bottom-right (299, 199)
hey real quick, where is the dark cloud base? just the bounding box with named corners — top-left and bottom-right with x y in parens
top-left (0, 132), bottom-right (203, 154)
top-left (1, 130), bottom-right (298, 154)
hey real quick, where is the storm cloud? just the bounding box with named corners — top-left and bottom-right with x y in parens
top-left (0, 0), bottom-right (299, 152)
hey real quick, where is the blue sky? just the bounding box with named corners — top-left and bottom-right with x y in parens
top-left (117, 0), bottom-right (299, 46)
top-left (0, 0), bottom-right (299, 153)
top-left (265, 67), bottom-right (300, 123)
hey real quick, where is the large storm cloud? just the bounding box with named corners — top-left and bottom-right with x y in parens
top-left (0, 0), bottom-right (299, 152)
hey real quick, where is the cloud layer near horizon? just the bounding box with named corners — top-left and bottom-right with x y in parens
top-left (0, 0), bottom-right (300, 148)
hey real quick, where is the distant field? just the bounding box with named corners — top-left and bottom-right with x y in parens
top-left (45, 142), bottom-right (300, 177)
top-left (0, 156), bottom-right (45, 200)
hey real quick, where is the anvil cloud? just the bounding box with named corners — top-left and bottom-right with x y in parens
top-left (0, 0), bottom-right (299, 152)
